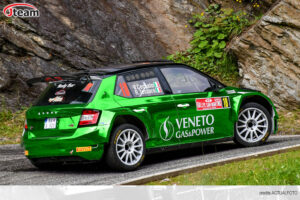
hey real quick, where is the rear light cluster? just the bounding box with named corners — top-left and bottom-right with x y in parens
top-left (78, 110), bottom-right (100, 127)
top-left (24, 119), bottom-right (28, 130)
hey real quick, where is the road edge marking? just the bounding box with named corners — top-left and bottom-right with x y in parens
top-left (117, 143), bottom-right (300, 185)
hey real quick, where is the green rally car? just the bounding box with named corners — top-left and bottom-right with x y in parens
top-left (23, 61), bottom-right (278, 171)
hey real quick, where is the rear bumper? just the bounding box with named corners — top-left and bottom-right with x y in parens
top-left (22, 127), bottom-right (107, 161)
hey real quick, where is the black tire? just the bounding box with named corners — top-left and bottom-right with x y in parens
top-left (29, 159), bottom-right (62, 170)
top-left (105, 124), bottom-right (146, 171)
top-left (234, 102), bottom-right (272, 147)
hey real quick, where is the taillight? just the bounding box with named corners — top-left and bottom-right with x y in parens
top-left (78, 110), bottom-right (100, 126)
top-left (24, 119), bottom-right (28, 130)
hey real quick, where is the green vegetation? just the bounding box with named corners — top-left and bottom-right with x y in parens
top-left (168, 4), bottom-right (255, 86)
top-left (234, 0), bottom-right (262, 8)
top-left (0, 108), bottom-right (25, 145)
top-left (147, 149), bottom-right (300, 185)
top-left (0, 15), bottom-right (13, 24)
top-left (278, 109), bottom-right (300, 135)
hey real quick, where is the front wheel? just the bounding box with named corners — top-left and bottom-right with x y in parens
top-left (105, 124), bottom-right (145, 171)
top-left (234, 102), bottom-right (272, 147)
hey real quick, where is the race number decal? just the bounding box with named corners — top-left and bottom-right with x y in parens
top-left (196, 97), bottom-right (230, 111)
top-left (222, 97), bottom-right (230, 108)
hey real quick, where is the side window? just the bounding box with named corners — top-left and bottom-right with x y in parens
top-left (115, 75), bottom-right (132, 98)
top-left (115, 69), bottom-right (164, 98)
top-left (160, 67), bottom-right (212, 94)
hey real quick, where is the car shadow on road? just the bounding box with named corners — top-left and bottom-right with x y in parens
top-left (14, 139), bottom-right (281, 174)
top-left (144, 139), bottom-right (281, 166)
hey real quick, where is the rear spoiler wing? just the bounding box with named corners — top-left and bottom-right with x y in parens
top-left (26, 71), bottom-right (106, 86)
top-left (26, 76), bottom-right (79, 86)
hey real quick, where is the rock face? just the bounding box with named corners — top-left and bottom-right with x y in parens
top-left (0, 0), bottom-right (207, 110)
top-left (1, 0), bottom-right (298, 110)
top-left (229, 0), bottom-right (300, 109)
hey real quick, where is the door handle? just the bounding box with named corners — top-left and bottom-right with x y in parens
top-left (133, 108), bottom-right (145, 113)
top-left (177, 103), bottom-right (190, 108)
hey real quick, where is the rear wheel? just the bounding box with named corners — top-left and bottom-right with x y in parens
top-left (105, 124), bottom-right (145, 171)
top-left (234, 102), bottom-right (272, 147)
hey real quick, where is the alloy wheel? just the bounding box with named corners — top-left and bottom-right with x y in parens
top-left (236, 108), bottom-right (269, 143)
top-left (115, 129), bottom-right (143, 166)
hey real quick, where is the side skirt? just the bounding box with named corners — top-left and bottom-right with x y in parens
top-left (146, 137), bottom-right (233, 155)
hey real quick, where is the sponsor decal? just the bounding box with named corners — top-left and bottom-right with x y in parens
top-left (129, 78), bottom-right (163, 97)
top-left (45, 77), bottom-right (63, 82)
top-left (222, 97), bottom-right (230, 108)
top-left (76, 146), bottom-right (92, 152)
top-left (196, 97), bottom-right (230, 111)
top-left (159, 114), bottom-right (215, 141)
top-left (119, 82), bottom-right (130, 97)
top-left (226, 90), bottom-right (236, 94)
top-left (55, 89), bottom-right (66, 96)
top-left (57, 83), bottom-right (75, 89)
top-left (83, 82), bottom-right (93, 92)
top-left (3, 3), bottom-right (40, 18)
top-left (48, 96), bottom-right (64, 103)
top-left (159, 116), bottom-right (174, 141)
top-left (153, 81), bottom-right (162, 93)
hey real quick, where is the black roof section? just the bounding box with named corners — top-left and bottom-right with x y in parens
top-left (78, 60), bottom-right (175, 74)
top-left (26, 60), bottom-right (175, 85)
top-left (26, 60), bottom-right (226, 88)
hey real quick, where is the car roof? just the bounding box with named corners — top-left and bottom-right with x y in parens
top-left (26, 60), bottom-right (226, 88)
top-left (26, 61), bottom-right (175, 85)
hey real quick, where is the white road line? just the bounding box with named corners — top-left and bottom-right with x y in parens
top-left (118, 143), bottom-right (300, 185)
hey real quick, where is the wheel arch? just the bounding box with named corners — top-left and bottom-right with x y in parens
top-left (110, 114), bottom-right (150, 141)
top-left (239, 95), bottom-right (274, 116)
top-left (234, 94), bottom-right (278, 134)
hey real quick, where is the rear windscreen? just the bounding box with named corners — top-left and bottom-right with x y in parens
top-left (35, 80), bottom-right (101, 106)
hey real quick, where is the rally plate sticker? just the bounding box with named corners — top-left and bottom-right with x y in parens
top-left (196, 97), bottom-right (230, 111)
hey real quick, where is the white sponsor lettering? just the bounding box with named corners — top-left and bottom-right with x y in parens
top-left (175, 115), bottom-right (214, 129)
top-left (160, 115), bottom-right (216, 141)
top-left (57, 83), bottom-right (75, 89)
top-left (48, 96), bottom-right (64, 103)
top-left (176, 127), bottom-right (215, 138)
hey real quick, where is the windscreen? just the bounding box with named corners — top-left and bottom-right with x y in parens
top-left (35, 79), bottom-right (101, 106)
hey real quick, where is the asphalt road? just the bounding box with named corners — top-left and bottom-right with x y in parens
top-left (1, 135), bottom-right (300, 185)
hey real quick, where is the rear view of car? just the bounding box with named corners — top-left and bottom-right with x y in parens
top-left (23, 75), bottom-right (104, 169)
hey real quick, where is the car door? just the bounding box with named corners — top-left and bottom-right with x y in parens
top-left (159, 65), bottom-right (233, 144)
top-left (113, 68), bottom-right (181, 148)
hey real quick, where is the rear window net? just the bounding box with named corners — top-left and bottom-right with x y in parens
top-left (34, 79), bottom-right (101, 106)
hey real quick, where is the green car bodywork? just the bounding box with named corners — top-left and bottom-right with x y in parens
top-left (22, 63), bottom-right (278, 166)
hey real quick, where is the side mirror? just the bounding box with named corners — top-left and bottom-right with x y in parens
top-left (211, 84), bottom-right (220, 92)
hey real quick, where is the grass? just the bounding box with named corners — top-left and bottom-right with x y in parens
top-left (0, 108), bottom-right (26, 145)
top-left (147, 149), bottom-right (300, 185)
top-left (277, 109), bottom-right (300, 135)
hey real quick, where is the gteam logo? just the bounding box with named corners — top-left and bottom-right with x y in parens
top-left (159, 116), bottom-right (174, 141)
top-left (3, 3), bottom-right (40, 18)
